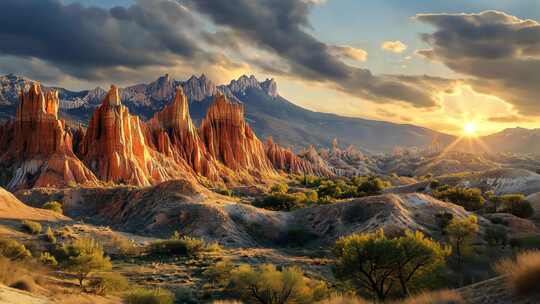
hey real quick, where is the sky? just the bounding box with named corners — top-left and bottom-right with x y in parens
top-left (1, 0), bottom-right (540, 136)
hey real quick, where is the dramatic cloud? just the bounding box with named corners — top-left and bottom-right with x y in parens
top-left (416, 10), bottom-right (540, 115)
top-left (0, 0), bottom-right (221, 81)
top-left (328, 45), bottom-right (368, 63)
top-left (186, 0), bottom-right (454, 108)
top-left (487, 115), bottom-right (532, 123)
top-left (381, 41), bottom-right (408, 53)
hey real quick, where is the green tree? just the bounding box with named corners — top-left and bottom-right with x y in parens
top-left (496, 194), bottom-right (534, 218)
top-left (445, 216), bottom-right (479, 268)
top-left (357, 177), bottom-right (388, 196)
top-left (61, 238), bottom-right (112, 288)
top-left (333, 229), bottom-right (450, 300)
top-left (433, 187), bottom-right (485, 211)
top-left (271, 183), bottom-right (289, 194)
top-left (229, 264), bottom-right (327, 304)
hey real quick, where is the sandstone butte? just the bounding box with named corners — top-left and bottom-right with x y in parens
top-left (199, 93), bottom-right (277, 180)
top-left (78, 85), bottom-right (195, 186)
top-left (265, 137), bottom-right (333, 176)
top-left (146, 88), bottom-right (224, 181)
top-left (0, 84), bottom-right (97, 190)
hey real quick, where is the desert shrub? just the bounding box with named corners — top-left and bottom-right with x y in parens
top-left (9, 278), bottom-right (37, 293)
top-left (496, 194), bottom-right (534, 218)
top-left (508, 236), bottom-right (540, 249)
top-left (271, 183), bottom-right (289, 194)
top-left (124, 288), bottom-right (175, 304)
top-left (316, 294), bottom-right (370, 304)
top-left (484, 226), bottom-right (508, 247)
top-left (40, 251), bottom-right (58, 266)
top-left (445, 216), bottom-right (479, 267)
top-left (357, 177), bottom-right (388, 196)
top-left (204, 258), bottom-right (235, 286)
top-left (254, 192), bottom-right (307, 211)
top-left (42, 201), bottom-right (63, 214)
top-left (89, 272), bottom-right (129, 295)
top-left (435, 212), bottom-right (454, 233)
top-left (60, 238), bottom-right (112, 288)
top-left (495, 250), bottom-right (540, 296)
top-left (334, 230), bottom-right (450, 300)
top-left (228, 263), bottom-right (328, 304)
top-left (173, 286), bottom-right (198, 304)
top-left (305, 190), bottom-right (319, 203)
top-left (147, 236), bottom-right (218, 257)
top-left (21, 220), bottom-right (42, 235)
top-left (109, 234), bottom-right (140, 256)
top-left (433, 187), bottom-right (485, 211)
top-left (429, 180), bottom-right (441, 190)
top-left (44, 226), bottom-right (56, 244)
top-left (0, 238), bottom-right (32, 260)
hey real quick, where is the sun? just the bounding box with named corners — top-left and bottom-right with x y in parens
top-left (463, 122), bottom-right (477, 136)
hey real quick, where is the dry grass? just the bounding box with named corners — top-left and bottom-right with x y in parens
top-left (316, 295), bottom-right (370, 304)
top-left (396, 290), bottom-right (464, 304)
top-left (495, 250), bottom-right (540, 296)
top-left (9, 278), bottom-right (38, 293)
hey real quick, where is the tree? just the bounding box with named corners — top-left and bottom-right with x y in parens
top-left (357, 176), bottom-right (388, 196)
top-left (271, 183), bottom-right (289, 194)
top-left (333, 230), bottom-right (450, 300)
top-left (445, 216), bottom-right (479, 268)
top-left (61, 238), bottom-right (112, 288)
top-left (394, 231), bottom-right (451, 296)
top-left (496, 194), bottom-right (534, 218)
top-left (433, 187), bottom-right (485, 211)
top-left (229, 264), bottom-right (327, 304)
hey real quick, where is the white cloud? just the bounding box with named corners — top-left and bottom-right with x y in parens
top-left (381, 40), bottom-right (408, 53)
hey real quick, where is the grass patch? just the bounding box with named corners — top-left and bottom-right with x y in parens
top-left (124, 288), bottom-right (175, 304)
top-left (495, 250), bottom-right (540, 296)
top-left (147, 236), bottom-right (221, 257)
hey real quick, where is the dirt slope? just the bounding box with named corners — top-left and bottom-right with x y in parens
top-left (0, 187), bottom-right (68, 222)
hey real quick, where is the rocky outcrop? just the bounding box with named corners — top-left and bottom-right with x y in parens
top-left (182, 74), bottom-right (217, 102)
top-left (147, 88), bottom-right (222, 180)
top-left (200, 94), bottom-right (276, 179)
top-left (78, 85), bottom-right (193, 186)
top-left (265, 137), bottom-right (333, 176)
top-left (0, 84), bottom-right (97, 190)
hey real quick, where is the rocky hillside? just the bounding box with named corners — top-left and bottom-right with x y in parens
top-left (0, 73), bottom-right (454, 152)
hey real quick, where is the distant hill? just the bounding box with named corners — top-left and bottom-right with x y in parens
top-left (0, 73), bottom-right (455, 152)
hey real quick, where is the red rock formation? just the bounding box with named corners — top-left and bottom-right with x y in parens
top-left (0, 84), bottom-right (97, 190)
top-left (78, 85), bottom-right (194, 186)
top-left (265, 137), bottom-right (332, 176)
top-left (147, 88), bottom-right (221, 180)
top-left (199, 94), bottom-right (276, 178)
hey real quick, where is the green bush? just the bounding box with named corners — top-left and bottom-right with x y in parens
top-left (44, 226), bottom-right (56, 244)
top-left (228, 264), bottom-right (327, 304)
top-left (21, 220), bottom-right (42, 235)
top-left (254, 192), bottom-right (307, 211)
top-left (433, 187), bottom-right (485, 211)
top-left (39, 252), bottom-right (58, 266)
top-left (435, 212), bottom-right (454, 233)
top-left (204, 258), bottom-right (235, 286)
top-left (271, 183), bottom-right (289, 194)
top-left (124, 288), bottom-right (175, 304)
top-left (42, 201), bottom-right (63, 214)
top-left (60, 238), bottom-right (112, 288)
top-left (357, 176), bottom-right (388, 196)
top-left (0, 239), bottom-right (31, 260)
top-left (495, 194), bottom-right (534, 218)
top-left (147, 236), bottom-right (218, 257)
top-left (216, 187), bottom-right (234, 197)
top-left (334, 229), bottom-right (450, 300)
top-left (89, 272), bottom-right (129, 295)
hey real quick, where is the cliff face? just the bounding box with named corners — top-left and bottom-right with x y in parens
top-left (147, 88), bottom-right (221, 180)
top-left (199, 94), bottom-right (276, 178)
top-left (0, 84), bottom-right (97, 190)
top-left (265, 137), bottom-right (333, 176)
top-left (78, 85), bottom-right (193, 186)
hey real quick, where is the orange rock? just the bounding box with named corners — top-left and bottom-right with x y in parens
top-left (147, 88), bottom-right (221, 180)
top-left (265, 137), bottom-right (333, 176)
top-left (79, 85), bottom-right (195, 186)
top-left (0, 84), bottom-right (98, 190)
top-left (199, 94), bottom-right (276, 178)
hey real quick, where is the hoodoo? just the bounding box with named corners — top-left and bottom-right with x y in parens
top-left (78, 85), bottom-right (193, 186)
top-left (0, 84), bottom-right (97, 190)
top-left (199, 93), bottom-right (276, 179)
top-left (265, 137), bottom-right (333, 176)
top-left (147, 88), bottom-right (221, 180)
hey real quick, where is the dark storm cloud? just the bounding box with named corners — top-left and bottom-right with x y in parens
top-left (416, 11), bottom-right (540, 115)
top-left (186, 0), bottom-right (454, 108)
top-left (0, 0), bottom-right (203, 80)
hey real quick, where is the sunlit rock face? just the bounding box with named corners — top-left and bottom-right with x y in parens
top-left (199, 94), bottom-right (277, 179)
top-left (146, 88), bottom-right (222, 181)
top-left (0, 84), bottom-right (98, 190)
top-left (78, 85), bottom-right (194, 186)
top-left (265, 137), bottom-right (333, 176)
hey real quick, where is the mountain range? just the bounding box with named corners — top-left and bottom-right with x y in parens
top-left (0, 73), bottom-right (455, 153)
